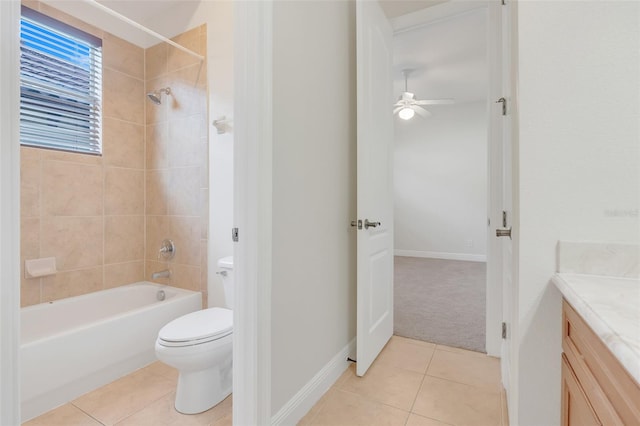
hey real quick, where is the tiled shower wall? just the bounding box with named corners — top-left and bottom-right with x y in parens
top-left (144, 26), bottom-right (209, 306)
top-left (19, 2), bottom-right (208, 307)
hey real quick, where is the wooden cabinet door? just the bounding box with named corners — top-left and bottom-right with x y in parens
top-left (562, 355), bottom-right (601, 426)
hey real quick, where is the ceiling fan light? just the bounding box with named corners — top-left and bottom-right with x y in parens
top-left (398, 107), bottom-right (415, 120)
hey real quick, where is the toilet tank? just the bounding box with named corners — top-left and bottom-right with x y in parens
top-left (217, 256), bottom-right (234, 309)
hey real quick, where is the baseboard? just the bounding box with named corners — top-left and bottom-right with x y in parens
top-left (271, 338), bottom-right (356, 425)
top-left (394, 249), bottom-right (486, 262)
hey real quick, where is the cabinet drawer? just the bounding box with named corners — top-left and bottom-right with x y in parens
top-left (562, 354), bottom-right (601, 426)
top-left (563, 300), bottom-right (640, 425)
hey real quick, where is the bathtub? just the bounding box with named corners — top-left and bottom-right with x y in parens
top-left (21, 282), bottom-right (201, 422)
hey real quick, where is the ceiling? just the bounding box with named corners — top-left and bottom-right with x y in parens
top-left (392, 5), bottom-right (488, 105)
top-left (39, 0), bottom-right (198, 47)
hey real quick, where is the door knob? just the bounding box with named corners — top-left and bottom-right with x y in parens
top-left (364, 219), bottom-right (381, 229)
top-left (496, 228), bottom-right (512, 239)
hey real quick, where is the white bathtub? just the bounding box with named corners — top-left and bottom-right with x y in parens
top-left (21, 282), bottom-right (201, 422)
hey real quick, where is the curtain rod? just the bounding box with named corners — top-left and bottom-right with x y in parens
top-left (81, 0), bottom-right (205, 61)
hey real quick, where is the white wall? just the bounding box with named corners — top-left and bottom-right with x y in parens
top-left (515, 1), bottom-right (640, 425)
top-left (394, 100), bottom-right (487, 260)
top-left (270, 0), bottom-right (357, 415)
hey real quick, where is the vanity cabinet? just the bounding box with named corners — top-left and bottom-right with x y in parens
top-left (561, 300), bottom-right (640, 426)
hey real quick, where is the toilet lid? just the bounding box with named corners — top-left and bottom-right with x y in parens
top-left (158, 308), bottom-right (232, 346)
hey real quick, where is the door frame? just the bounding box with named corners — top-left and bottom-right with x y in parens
top-left (388, 0), bottom-right (508, 358)
top-left (233, 1), bottom-right (273, 424)
top-left (0, 0), bottom-right (22, 424)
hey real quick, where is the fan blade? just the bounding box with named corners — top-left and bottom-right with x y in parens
top-left (414, 106), bottom-right (431, 117)
top-left (393, 100), bottom-right (405, 107)
top-left (414, 99), bottom-right (455, 105)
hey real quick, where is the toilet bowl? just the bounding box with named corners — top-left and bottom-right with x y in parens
top-left (155, 257), bottom-right (234, 414)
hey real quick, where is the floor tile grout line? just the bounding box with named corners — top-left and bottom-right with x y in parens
top-left (69, 401), bottom-right (106, 426)
top-left (408, 347), bottom-right (437, 417)
top-left (424, 371), bottom-right (503, 395)
top-left (331, 387), bottom-right (412, 415)
top-left (107, 387), bottom-right (175, 426)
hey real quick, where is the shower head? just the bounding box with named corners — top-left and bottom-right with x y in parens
top-left (146, 87), bottom-right (171, 105)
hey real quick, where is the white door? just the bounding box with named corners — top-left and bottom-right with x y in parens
top-left (498, 0), bottom-right (515, 407)
top-left (356, 0), bottom-right (394, 377)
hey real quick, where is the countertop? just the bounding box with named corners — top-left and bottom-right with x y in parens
top-left (553, 273), bottom-right (640, 385)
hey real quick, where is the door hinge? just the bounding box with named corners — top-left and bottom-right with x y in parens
top-left (502, 322), bottom-right (507, 339)
top-left (501, 0), bottom-right (506, 5)
top-left (502, 211), bottom-right (508, 227)
top-left (496, 97), bottom-right (507, 116)
top-left (232, 227), bottom-right (239, 242)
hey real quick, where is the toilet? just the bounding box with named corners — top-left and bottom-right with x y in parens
top-left (155, 256), bottom-right (234, 414)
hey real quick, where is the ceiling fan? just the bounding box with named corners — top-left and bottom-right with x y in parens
top-left (393, 69), bottom-right (454, 120)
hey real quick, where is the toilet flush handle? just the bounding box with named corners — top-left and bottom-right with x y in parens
top-left (216, 270), bottom-right (228, 277)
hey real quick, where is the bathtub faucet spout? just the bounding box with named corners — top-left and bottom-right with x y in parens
top-left (151, 269), bottom-right (171, 279)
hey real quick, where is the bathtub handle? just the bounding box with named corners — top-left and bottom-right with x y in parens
top-left (158, 239), bottom-right (176, 260)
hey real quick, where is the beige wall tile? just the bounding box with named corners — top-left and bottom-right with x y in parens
top-left (145, 260), bottom-right (200, 292)
top-left (41, 216), bottom-right (103, 271)
top-left (21, 276), bottom-right (41, 307)
top-left (41, 161), bottom-right (103, 216)
top-left (103, 33), bottom-right (144, 80)
top-left (21, 157), bottom-right (40, 218)
top-left (166, 64), bottom-right (207, 120)
top-left (165, 263), bottom-right (200, 292)
top-left (104, 261), bottom-right (144, 289)
top-left (145, 170), bottom-right (169, 215)
top-left (104, 216), bottom-right (144, 264)
top-left (145, 123), bottom-right (169, 170)
top-left (167, 27), bottom-right (202, 73)
top-left (105, 168), bottom-right (144, 215)
top-left (145, 215), bottom-right (171, 261)
top-left (21, 146), bottom-right (41, 161)
top-left (145, 42), bottom-right (167, 81)
top-left (103, 68), bottom-right (144, 125)
top-left (42, 266), bottom-right (103, 301)
top-left (145, 260), bottom-right (170, 285)
top-left (41, 149), bottom-right (102, 165)
top-left (167, 115), bottom-right (206, 168)
top-left (199, 139), bottom-right (209, 188)
top-left (200, 239), bottom-right (208, 295)
top-left (200, 188), bottom-right (209, 239)
top-left (103, 118), bottom-right (144, 169)
top-left (168, 167), bottom-right (201, 216)
top-left (21, 0), bottom-right (41, 12)
top-left (21, 217), bottom-right (40, 259)
top-left (168, 216), bottom-right (201, 266)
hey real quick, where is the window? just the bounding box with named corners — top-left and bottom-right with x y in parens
top-left (20, 7), bottom-right (102, 155)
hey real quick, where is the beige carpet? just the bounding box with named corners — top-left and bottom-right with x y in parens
top-left (394, 256), bottom-right (486, 353)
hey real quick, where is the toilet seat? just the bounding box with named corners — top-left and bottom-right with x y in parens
top-left (158, 308), bottom-right (232, 347)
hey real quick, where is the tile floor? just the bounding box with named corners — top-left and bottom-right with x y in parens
top-left (299, 336), bottom-right (508, 426)
top-left (23, 361), bottom-right (232, 426)
top-left (25, 336), bottom-right (506, 426)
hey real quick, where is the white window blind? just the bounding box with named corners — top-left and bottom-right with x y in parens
top-left (20, 7), bottom-right (102, 155)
